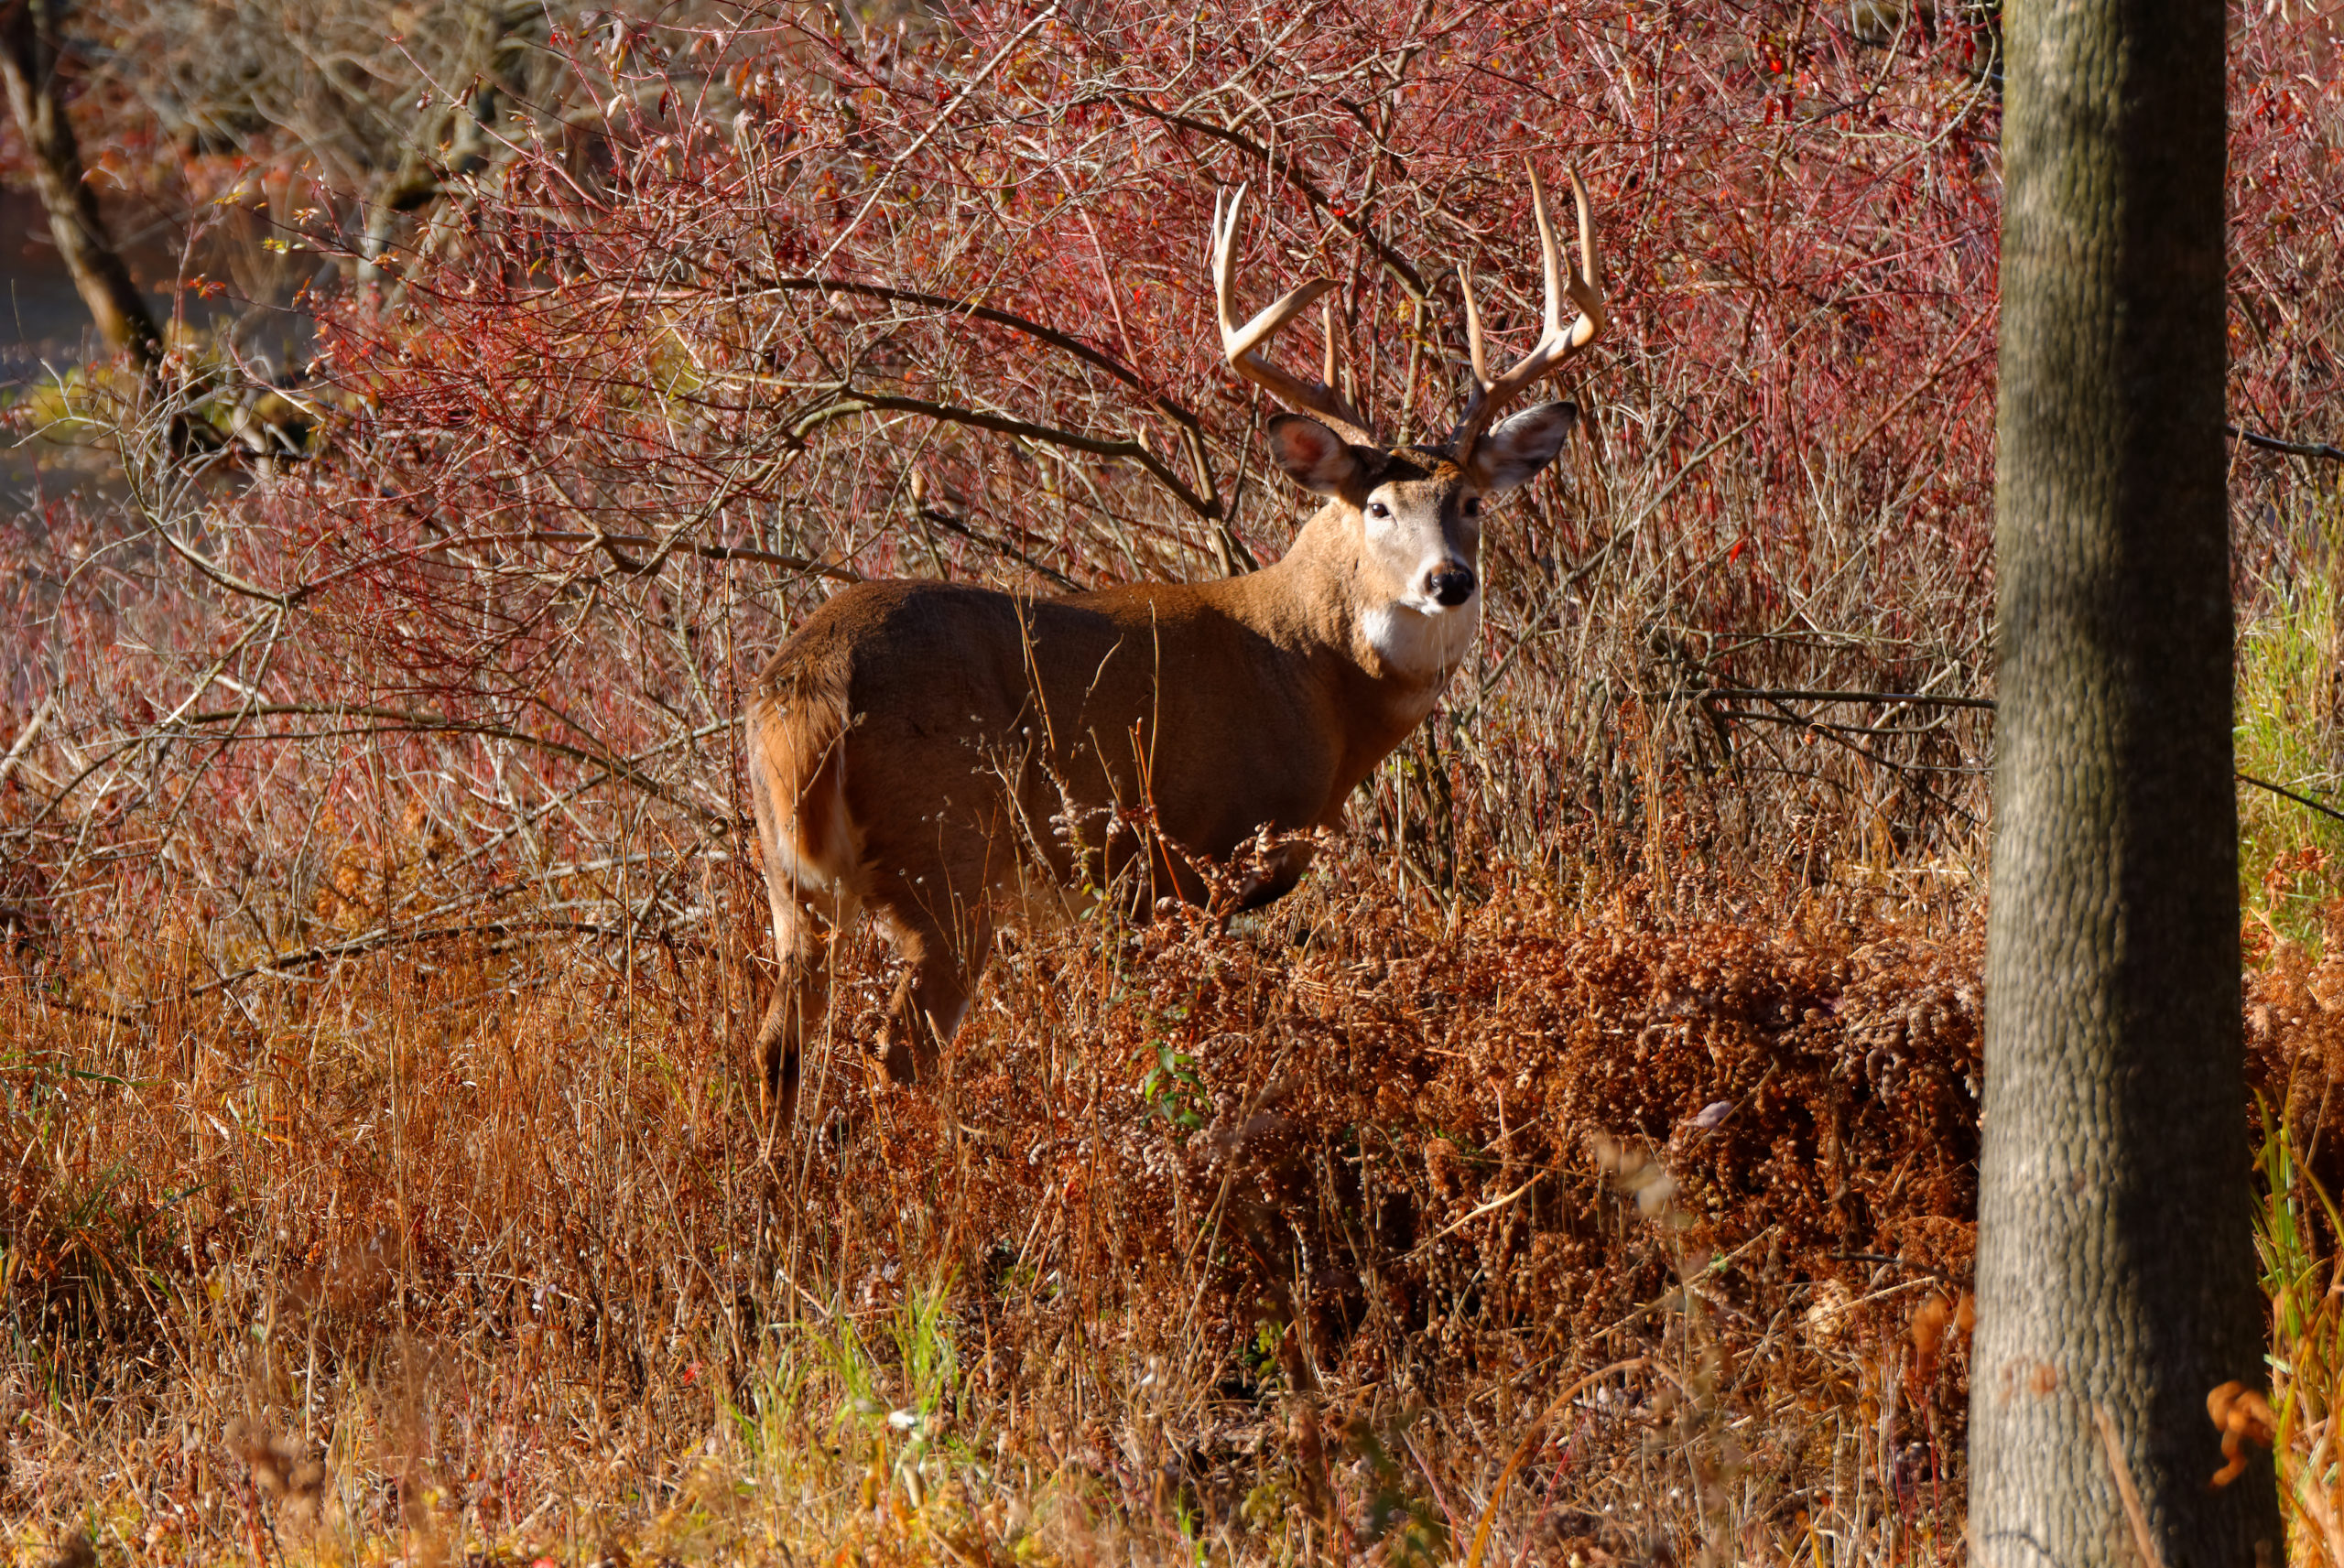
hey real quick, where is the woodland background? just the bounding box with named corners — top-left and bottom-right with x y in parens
top-left (1, 0), bottom-right (2342, 1562)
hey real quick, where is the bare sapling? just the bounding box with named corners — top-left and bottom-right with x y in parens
top-left (743, 168), bottom-right (1605, 1126)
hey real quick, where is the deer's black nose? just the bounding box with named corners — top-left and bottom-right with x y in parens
top-left (1428, 567), bottom-right (1477, 607)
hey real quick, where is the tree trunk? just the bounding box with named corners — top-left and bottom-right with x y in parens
top-left (0, 0), bottom-right (162, 366)
top-left (358, 0), bottom-right (514, 287)
top-left (1971, 0), bottom-right (2278, 1557)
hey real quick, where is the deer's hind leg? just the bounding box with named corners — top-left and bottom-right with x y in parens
top-left (860, 831), bottom-right (1002, 1089)
top-left (871, 900), bottom-right (991, 1088)
top-left (755, 870), bottom-right (860, 1133)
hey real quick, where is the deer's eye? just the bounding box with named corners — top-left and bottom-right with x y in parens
top-left (1366, 502), bottom-right (1391, 519)
top-left (1462, 496), bottom-right (1482, 517)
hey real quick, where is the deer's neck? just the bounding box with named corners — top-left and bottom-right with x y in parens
top-left (1227, 503), bottom-right (1478, 708)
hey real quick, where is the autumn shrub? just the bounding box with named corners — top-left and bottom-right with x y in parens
top-left (5, 0), bottom-right (2336, 987)
top-left (0, 0), bottom-right (2030, 991)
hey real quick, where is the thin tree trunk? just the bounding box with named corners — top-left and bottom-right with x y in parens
top-left (358, 0), bottom-right (513, 287)
top-left (0, 0), bottom-right (162, 367)
top-left (1971, 0), bottom-right (2278, 1556)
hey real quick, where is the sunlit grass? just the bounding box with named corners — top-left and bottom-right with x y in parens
top-left (2238, 490), bottom-right (2344, 946)
top-left (2253, 1101), bottom-right (2344, 1565)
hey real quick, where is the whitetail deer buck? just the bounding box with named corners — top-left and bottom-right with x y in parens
top-left (745, 169), bottom-right (1604, 1125)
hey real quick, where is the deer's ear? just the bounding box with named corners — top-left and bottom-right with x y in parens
top-left (1470, 401), bottom-right (1578, 493)
top-left (1266, 414), bottom-right (1362, 495)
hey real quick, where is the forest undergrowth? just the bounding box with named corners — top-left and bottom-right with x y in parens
top-left (6, 821), bottom-right (2012, 1567)
top-left (14, 825), bottom-right (2344, 1565)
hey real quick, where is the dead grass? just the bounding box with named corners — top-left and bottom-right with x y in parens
top-left (0, 816), bottom-right (2010, 1567)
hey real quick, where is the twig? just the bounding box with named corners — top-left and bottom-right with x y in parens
top-left (1409, 1172), bottom-right (1544, 1258)
top-left (0, 695), bottom-right (56, 785)
top-left (2091, 1403), bottom-right (2169, 1568)
top-left (2239, 771), bottom-right (2344, 827)
top-left (1698, 687), bottom-right (1997, 711)
top-left (1707, 708), bottom-right (1968, 742)
top-left (726, 276), bottom-right (1212, 437)
top-left (1462, 1357), bottom-right (1648, 1568)
top-left (1105, 94), bottom-right (1430, 300)
top-left (179, 917), bottom-right (685, 998)
top-left (1694, 697), bottom-right (2344, 824)
top-left (163, 704), bottom-right (737, 830)
top-left (1700, 688), bottom-right (1991, 794)
top-left (692, 274), bottom-right (1229, 524)
top-left (2228, 424), bottom-right (2344, 462)
top-left (1699, 701), bottom-right (2344, 826)
top-left (529, 531), bottom-right (859, 583)
top-left (809, 4), bottom-right (1061, 275)
top-left (777, 388), bottom-right (1221, 522)
top-left (916, 505), bottom-right (1080, 590)
top-left (1575, 419), bottom-right (1758, 587)
top-left (0, 983), bottom-right (141, 1029)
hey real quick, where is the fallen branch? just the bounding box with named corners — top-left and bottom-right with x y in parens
top-left (179, 916), bottom-right (702, 999)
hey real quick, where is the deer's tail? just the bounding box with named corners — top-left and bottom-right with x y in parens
top-left (745, 663), bottom-right (861, 899)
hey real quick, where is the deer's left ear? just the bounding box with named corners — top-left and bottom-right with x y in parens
top-left (1265, 414), bottom-right (1363, 495)
top-left (1470, 401), bottom-right (1578, 493)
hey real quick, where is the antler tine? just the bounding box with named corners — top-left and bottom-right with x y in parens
top-left (1453, 261), bottom-right (1492, 434)
top-left (1210, 184), bottom-right (1377, 446)
top-left (1449, 165), bottom-right (1606, 462)
top-left (1458, 263), bottom-right (1491, 389)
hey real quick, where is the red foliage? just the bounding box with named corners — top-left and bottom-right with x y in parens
top-left (3, 0), bottom-right (2340, 979)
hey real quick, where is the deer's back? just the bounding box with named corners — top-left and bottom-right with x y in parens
top-left (754, 578), bottom-right (1349, 890)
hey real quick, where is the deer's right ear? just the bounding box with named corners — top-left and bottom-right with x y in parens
top-left (1265, 415), bottom-right (1362, 495)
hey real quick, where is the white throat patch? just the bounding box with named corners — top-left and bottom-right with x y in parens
top-left (1360, 599), bottom-right (1481, 682)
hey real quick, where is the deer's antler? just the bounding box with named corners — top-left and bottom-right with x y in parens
top-left (1449, 167), bottom-right (1605, 462)
top-left (1210, 185), bottom-right (1378, 447)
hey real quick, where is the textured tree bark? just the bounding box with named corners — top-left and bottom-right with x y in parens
top-left (0, 0), bottom-right (162, 367)
top-left (1971, 0), bottom-right (2279, 1557)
